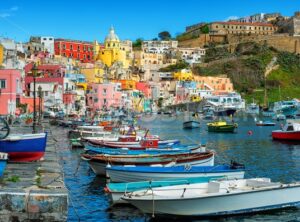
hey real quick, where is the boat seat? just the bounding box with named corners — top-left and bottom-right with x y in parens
top-left (207, 182), bottom-right (221, 193)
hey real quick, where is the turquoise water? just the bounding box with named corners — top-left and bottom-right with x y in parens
top-left (54, 114), bottom-right (300, 221)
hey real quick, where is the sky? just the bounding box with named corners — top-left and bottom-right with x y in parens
top-left (0, 0), bottom-right (299, 42)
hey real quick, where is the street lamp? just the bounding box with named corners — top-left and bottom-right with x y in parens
top-left (30, 63), bottom-right (41, 133)
top-left (38, 85), bottom-right (43, 122)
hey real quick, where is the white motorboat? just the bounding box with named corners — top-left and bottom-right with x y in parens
top-left (123, 178), bottom-right (300, 216)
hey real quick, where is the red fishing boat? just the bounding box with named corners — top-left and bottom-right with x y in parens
top-left (272, 122), bottom-right (300, 141)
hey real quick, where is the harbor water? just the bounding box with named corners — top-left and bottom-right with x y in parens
top-left (54, 114), bottom-right (300, 221)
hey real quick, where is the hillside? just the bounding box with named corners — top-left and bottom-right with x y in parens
top-left (193, 42), bottom-right (300, 104)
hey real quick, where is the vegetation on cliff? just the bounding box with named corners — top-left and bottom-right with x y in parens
top-left (193, 42), bottom-right (300, 103)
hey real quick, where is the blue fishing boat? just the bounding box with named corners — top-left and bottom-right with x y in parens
top-left (0, 133), bottom-right (47, 162)
top-left (106, 163), bottom-right (245, 182)
top-left (0, 152), bottom-right (8, 177)
top-left (85, 143), bottom-right (205, 155)
top-left (105, 176), bottom-right (224, 204)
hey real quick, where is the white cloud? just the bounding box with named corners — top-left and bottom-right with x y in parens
top-left (225, 16), bottom-right (239, 21)
top-left (0, 13), bottom-right (10, 18)
top-left (0, 6), bottom-right (18, 18)
top-left (10, 6), bottom-right (19, 11)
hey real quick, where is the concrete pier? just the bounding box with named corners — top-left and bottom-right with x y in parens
top-left (0, 123), bottom-right (68, 221)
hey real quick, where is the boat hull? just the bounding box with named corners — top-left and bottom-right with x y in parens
top-left (90, 153), bottom-right (215, 176)
top-left (214, 109), bottom-right (236, 117)
top-left (124, 184), bottom-right (300, 216)
top-left (0, 133), bottom-right (47, 162)
top-left (183, 121), bottom-right (200, 129)
top-left (208, 125), bottom-right (236, 133)
top-left (107, 165), bottom-right (243, 182)
top-left (272, 131), bottom-right (300, 141)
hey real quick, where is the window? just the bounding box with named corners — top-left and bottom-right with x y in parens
top-left (43, 38), bottom-right (47, 40)
top-left (84, 46), bottom-right (86, 51)
top-left (70, 44), bottom-right (73, 50)
top-left (49, 38), bottom-right (53, 40)
top-left (103, 99), bottom-right (107, 104)
top-left (0, 80), bottom-right (6, 89)
top-left (94, 98), bottom-right (98, 103)
top-left (103, 89), bottom-right (107, 94)
top-left (78, 45), bottom-right (80, 51)
top-left (44, 91), bottom-right (48, 96)
top-left (63, 44), bottom-right (66, 49)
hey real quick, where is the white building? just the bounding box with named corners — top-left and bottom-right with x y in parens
top-left (30, 82), bottom-right (63, 110)
top-left (176, 47), bottom-right (206, 64)
top-left (41, 36), bottom-right (55, 54)
top-left (142, 40), bottom-right (178, 54)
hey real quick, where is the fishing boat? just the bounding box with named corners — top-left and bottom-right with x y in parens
top-left (273, 100), bottom-right (298, 116)
top-left (0, 133), bottom-right (47, 162)
top-left (122, 178), bottom-right (300, 217)
top-left (88, 137), bottom-right (162, 150)
top-left (87, 151), bottom-right (215, 176)
top-left (256, 121), bottom-right (276, 126)
top-left (105, 176), bottom-right (224, 205)
top-left (272, 121), bottom-right (300, 141)
top-left (246, 100), bottom-right (259, 115)
top-left (214, 107), bottom-right (237, 117)
top-left (85, 143), bottom-right (204, 156)
top-left (106, 163), bottom-right (244, 182)
top-left (68, 125), bottom-right (106, 139)
top-left (0, 152), bottom-right (8, 177)
top-left (207, 121), bottom-right (237, 133)
top-left (183, 121), bottom-right (201, 129)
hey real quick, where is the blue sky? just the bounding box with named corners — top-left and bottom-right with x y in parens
top-left (0, 0), bottom-right (299, 42)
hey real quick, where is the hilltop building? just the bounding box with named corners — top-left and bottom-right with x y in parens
top-left (94, 27), bottom-right (132, 69)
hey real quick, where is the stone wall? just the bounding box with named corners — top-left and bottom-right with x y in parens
top-left (179, 34), bottom-right (300, 54)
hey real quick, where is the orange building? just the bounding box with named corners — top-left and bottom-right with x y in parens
top-left (115, 80), bottom-right (136, 90)
top-left (194, 75), bottom-right (233, 93)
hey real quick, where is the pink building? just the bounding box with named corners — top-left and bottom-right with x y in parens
top-left (136, 82), bottom-right (152, 98)
top-left (87, 83), bottom-right (122, 111)
top-left (25, 63), bottom-right (66, 78)
top-left (0, 69), bottom-right (23, 115)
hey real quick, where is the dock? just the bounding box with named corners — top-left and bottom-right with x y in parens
top-left (0, 122), bottom-right (68, 221)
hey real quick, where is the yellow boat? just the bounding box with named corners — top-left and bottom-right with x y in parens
top-left (207, 121), bottom-right (238, 133)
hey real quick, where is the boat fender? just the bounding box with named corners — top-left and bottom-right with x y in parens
top-left (184, 164), bottom-right (192, 171)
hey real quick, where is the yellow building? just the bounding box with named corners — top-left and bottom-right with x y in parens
top-left (0, 44), bottom-right (3, 66)
top-left (94, 27), bottom-right (131, 70)
top-left (173, 69), bottom-right (194, 81)
top-left (80, 68), bottom-right (104, 83)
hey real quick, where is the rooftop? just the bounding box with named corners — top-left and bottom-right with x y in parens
top-left (213, 21), bottom-right (274, 27)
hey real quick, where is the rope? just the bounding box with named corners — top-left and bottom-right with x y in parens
top-left (151, 187), bottom-right (155, 218)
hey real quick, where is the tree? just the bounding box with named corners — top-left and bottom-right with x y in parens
top-left (158, 31), bottom-right (171, 40)
top-left (200, 24), bottom-right (209, 34)
top-left (133, 38), bottom-right (143, 49)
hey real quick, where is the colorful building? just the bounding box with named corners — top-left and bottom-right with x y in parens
top-left (80, 67), bottom-right (104, 83)
top-left (0, 69), bottom-right (23, 115)
top-left (193, 75), bottom-right (234, 93)
top-left (173, 69), bottom-right (194, 81)
top-left (87, 82), bottom-right (123, 111)
top-left (0, 44), bottom-right (3, 66)
top-left (94, 27), bottom-right (132, 69)
top-left (54, 39), bottom-right (94, 63)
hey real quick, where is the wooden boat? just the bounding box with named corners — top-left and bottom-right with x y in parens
top-left (85, 143), bottom-right (204, 155)
top-left (87, 151), bottom-right (215, 176)
top-left (106, 163), bottom-right (244, 182)
top-left (105, 176), bottom-right (224, 205)
top-left (272, 121), bottom-right (300, 141)
top-left (256, 121), bottom-right (276, 126)
top-left (183, 121), bottom-right (200, 129)
top-left (68, 125), bottom-right (106, 139)
top-left (87, 136), bottom-right (179, 148)
top-left (122, 178), bottom-right (300, 217)
top-left (88, 137), bottom-right (161, 150)
top-left (0, 133), bottom-right (47, 162)
top-left (207, 121), bottom-right (237, 133)
top-left (0, 152), bottom-right (8, 177)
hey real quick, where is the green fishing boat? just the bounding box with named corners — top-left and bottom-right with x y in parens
top-left (207, 121), bottom-right (238, 133)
